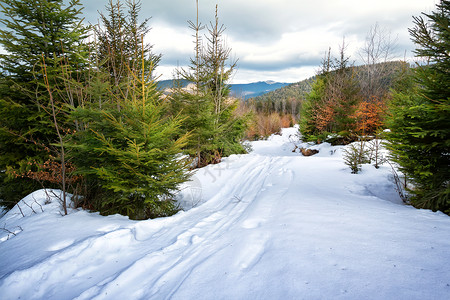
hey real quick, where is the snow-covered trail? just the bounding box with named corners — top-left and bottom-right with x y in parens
top-left (1, 127), bottom-right (449, 300)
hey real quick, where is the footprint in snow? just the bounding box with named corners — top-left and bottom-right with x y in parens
top-left (241, 218), bottom-right (265, 229)
top-left (235, 233), bottom-right (268, 271)
top-left (47, 239), bottom-right (74, 251)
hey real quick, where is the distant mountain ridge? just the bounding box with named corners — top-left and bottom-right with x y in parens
top-left (250, 77), bottom-right (315, 102)
top-left (157, 79), bottom-right (290, 99)
top-left (229, 81), bottom-right (290, 99)
top-left (157, 79), bottom-right (190, 90)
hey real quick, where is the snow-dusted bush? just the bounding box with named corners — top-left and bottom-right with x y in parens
top-left (343, 139), bottom-right (370, 174)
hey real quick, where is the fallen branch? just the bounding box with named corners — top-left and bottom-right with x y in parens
top-left (386, 160), bottom-right (409, 203)
top-left (1, 225), bottom-right (23, 240)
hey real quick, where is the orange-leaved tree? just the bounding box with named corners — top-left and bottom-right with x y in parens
top-left (352, 96), bottom-right (386, 135)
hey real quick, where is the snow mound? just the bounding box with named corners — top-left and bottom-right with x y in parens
top-left (2, 189), bottom-right (73, 221)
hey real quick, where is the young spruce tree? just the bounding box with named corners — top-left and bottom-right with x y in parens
top-left (93, 0), bottom-right (161, 96)
top-left (0, 0), bottom-right (87, 208)
top-left (69, 74), bottom-right (191, 219)
top-left (170, 3), bottom-right (248, 167)
top-left (386, 0), bottom-right (450, 213)
top-left (68, 0), bottom-right (191, 219)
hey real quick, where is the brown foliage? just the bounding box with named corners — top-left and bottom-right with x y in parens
top-left (281, 114), bottom-right (293, 128)
top-left (313, 100), bottom-right (336, 132)
top-left (300, 148), bottom-right (319, 156)
top-left (352, 96), bottom-right (386, 134)
top-left (13, 159), bottom-right (82, 186)
top-left (245, 112), bottom-right (294, 140)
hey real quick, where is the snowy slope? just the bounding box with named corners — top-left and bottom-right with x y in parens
top-left (1, 127), bottom-right (449, 300)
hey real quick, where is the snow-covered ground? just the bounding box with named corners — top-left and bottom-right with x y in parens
top-left (1, 127), bottom-right (449, 300)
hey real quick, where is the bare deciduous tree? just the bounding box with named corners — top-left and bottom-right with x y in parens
top-left (358, 23), bottom-right (398, 100)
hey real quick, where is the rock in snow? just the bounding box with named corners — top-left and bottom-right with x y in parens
top-left (1, 126), bottom-right (449, 300)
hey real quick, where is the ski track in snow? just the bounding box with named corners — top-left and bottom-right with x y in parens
top-left (1, 127), bottom-right (450, 300)
top-left (76, 155), bottom-right (294, 299)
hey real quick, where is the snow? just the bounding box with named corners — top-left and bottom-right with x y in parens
top-left (1, 126), bottom-right (449, 300)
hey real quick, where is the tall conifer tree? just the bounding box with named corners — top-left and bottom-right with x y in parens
top-left (93, 0), bottom-right (160, 94)
top-left (386, 0), bottom-right (450, 213)
top-left (0, 0), bottom-right (87, 208)
top-left (170, 3), bottom-right (248, 167)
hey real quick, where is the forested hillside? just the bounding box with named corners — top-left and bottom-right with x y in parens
top-left (248, 61), bottom-right (406, 116)
top-left (247, 77), bottom-right (314, 117)
top-left (243, 60), bottom-right (409, 140)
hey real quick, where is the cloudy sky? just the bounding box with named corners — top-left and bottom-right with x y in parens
top-left (13, 0), bottom-right (442, 83)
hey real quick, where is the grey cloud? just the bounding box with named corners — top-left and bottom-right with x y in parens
top-left (76, 0), bottom-right (425, 54)
top-left (158, 51), bottom-right (190, 67)
top-left (55, 0), bottom-right (439, 82)
top-left (238, 55), bottom-right (321, 72)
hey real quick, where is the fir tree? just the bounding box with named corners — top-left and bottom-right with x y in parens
top-left (0, 0), bottom-right (87, 208)
top-left (66, 0), bottom-right (190, 219)
top-left (170, 3), bottom-right (248, 167)
top-left (168, 0), bottom-right (216, 167)
top-left (93, 0), bottom-right (161, 93)
top-left (300, 42), bottom-right (360, 142)
top-left (386, 0), bottom-right (450, 213)
top-left (300, 76), bottom-right (326, 138)
top-left (69, 75), bottom-right (191, 219)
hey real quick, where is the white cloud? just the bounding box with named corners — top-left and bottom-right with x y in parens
top-left (150, 22), bottom-right (193, 64)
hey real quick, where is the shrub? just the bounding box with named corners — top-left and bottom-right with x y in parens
top-left (343, 138), bottom-right (370, 174)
